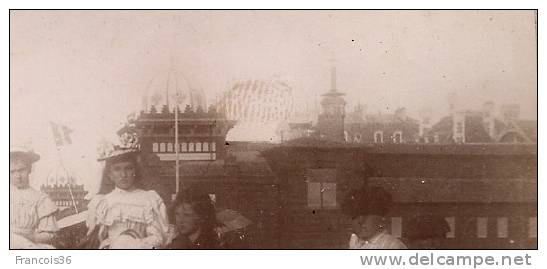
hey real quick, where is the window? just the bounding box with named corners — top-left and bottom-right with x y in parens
top-left (152, 143), bottom-right (159, 152)
top-left (374, 131), bottom-right (384, 143)
top-left (497, 217), bottom-right (508, 238)
top-left (211, 142), bottom-right (216, 152)
top-left (196, 142), bottom-right (202, 152)
top-left (181, 142), bottom-right (188, 152)
top-left (208, 194), bottom-right (216, 204)
top-left (306, 169), bottom-right (337, 209)
top-left (434, 134), bottom-right (440, 144)
top-left (188, 142), bottom-right (195, 152)
top-left (391, 217), bottom-right (402, 238)
top-left (445, 217), bottom-right (456, 238)
top-left (354, 133), bottom-right (362, 143)
top-left (307, 182), bottom-right (337, 209)
top-left (321, 183), bottom-right (336, 208)
top-left (393, 131), bottom-right (403, 143)
top-left (477, 217), bottom-right (488, 238)
top-left (159, 143), bottom-right (166, 152)
top-left (203, 142), bottom-right (209, 152)
top-left (167, 143), bottom-right (173, 152)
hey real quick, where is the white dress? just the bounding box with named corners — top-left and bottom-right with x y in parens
top-left (10, 184), bottom-right (59, 249)
top-left (86, 188), bottom-right (169, 249)
top-left (349, 231), bottom-right (407, 249)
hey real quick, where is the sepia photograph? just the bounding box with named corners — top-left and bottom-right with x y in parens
top-left (9, 10), bottom-right (537, 252)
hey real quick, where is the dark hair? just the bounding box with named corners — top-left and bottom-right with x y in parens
top-left (404, 214), bottom-right (450, 242)
top-left (341, 186), bottom-right (393, 218)
top-left (171, 188), bottom-right (219, 242)
top-left (97, 153), bottom-right (143, 194)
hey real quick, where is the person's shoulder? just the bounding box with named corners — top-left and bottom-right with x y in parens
top-left (33, 188), bottom-right (59, 217)
top-left (141, 189), bottom-right (165, 206)
top-left (20, 187), bottom-right (44, 200)
top-left (31, 188), bottom-right (54, 205)
top-left (88, 194), bottom-right (106, 208)
top-left (384, 233), bottom-right (407, 249)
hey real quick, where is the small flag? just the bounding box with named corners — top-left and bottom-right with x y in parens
top-left (50, 122), bottom-right (73, 147)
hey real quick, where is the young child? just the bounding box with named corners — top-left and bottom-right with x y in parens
top-left (10, 146), bottom-right (58, 249)
top-left (404, 214), bottom-right (450, 249)
top-left (167, 188), bottom-right (220, 249)
top-left (342, 186), bottom-right (407, 249)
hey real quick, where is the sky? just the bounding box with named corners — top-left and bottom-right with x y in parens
top-left (9, 10), bottom-right (537, 194)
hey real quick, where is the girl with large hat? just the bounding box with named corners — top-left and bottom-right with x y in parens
top-left (10, 146), bottom-right (59, 249)
top-left (85, 145), bottom-right (169, 249)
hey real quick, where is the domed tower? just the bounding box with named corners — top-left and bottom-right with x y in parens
top-left (316, 57), bottom-right (346, 142)
top-left (132, 68), bottom-right (235, 195)
top-left (141, 69), bottom-right (207, 113)
top-left (217, 75), bottom-right (295, 142)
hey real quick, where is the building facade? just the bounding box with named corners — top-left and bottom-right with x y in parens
top-left (345, 107), bottom-right (420, 144)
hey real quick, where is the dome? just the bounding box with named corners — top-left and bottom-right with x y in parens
top-left (141, 69), bottom-right (207, 113)
top-left (218, 76), bottom-right (295, 142)
top-left (218, 76), bottom-right (294, 123)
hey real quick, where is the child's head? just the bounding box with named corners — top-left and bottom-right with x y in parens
top-left (350, 214), bottom-right (387, 241)
top-left (404, 214), bottom-right (450, 249)
top-left (172, 188), bottom-right (217, 236)
top-left (100, 152), bottom-right (142, 193)
top-left (9, 148), bottom-right (40, 189)
top-left (342, 186), bottom-right (393, 240)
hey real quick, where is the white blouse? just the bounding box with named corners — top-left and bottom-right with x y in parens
top-left (10, 184), bottom-right (59, 248)
top-left (349, 232), bottom-right (407, 249)
top-left (87, 188), bottom-right (169, 249)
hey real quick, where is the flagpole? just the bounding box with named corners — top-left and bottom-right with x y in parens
top-left (175, 100), bottom-right (180, 200)
top-left (64, 167), bottom-right (79, 214)
top-left (50, 122), bottom-right (78, 213)
top-left (56, 147), bottom-right (79, 214)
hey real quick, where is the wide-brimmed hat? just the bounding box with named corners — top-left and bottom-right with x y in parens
top-left (10, 145), bottom-right (40, 164)
top-left (97, 144), bottom-right (140, 162)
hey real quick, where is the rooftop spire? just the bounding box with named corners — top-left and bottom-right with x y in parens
top-left (329, 51), bottom-right (337, 92)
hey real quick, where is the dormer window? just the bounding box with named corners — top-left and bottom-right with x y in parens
top-left (393, 131), bottom-right (403, 144)
top-left (354, 133), bottom-right (362, 143)
top-left (374, 131), bottom-right (384, 143)
top-left (159, 143), bottom-right (166, 152)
